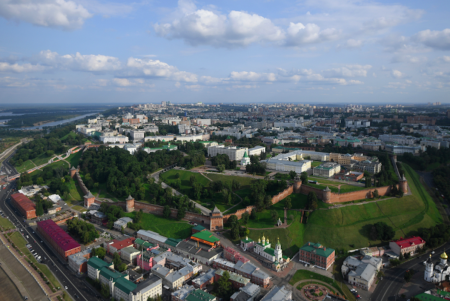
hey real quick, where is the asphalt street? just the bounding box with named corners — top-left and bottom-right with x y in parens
top-left (371, 242), bottom-right (450, 301)
top-left (0, 181), bottom-right (102, 301)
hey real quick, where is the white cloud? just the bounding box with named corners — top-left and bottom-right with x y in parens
top-left (154, 5), bottom-right (284, 48)
top-left (285, 22), bottom-right (339, 46)
top-left (0, 62), bottom-right (46, 73)
top-left (0, 0), bottom-right (92, 30)
top-left (125, 58), bottom-right (198, 82)
top-left (392, 69), bottom-right (403, 78)
top-left (443, 56), bottom-right (450, 63)
top-left (323, 65), bottom-right (372, 78)
top-left (346, 39), bottom-right (363, 48)
top-left (230, 71), bottom-right (276, 82)
top-left (37, 50), bottom-right (122, 71)
top-left (391, 54), bottom-right (427, 64)
top-left (413, 29), bottom-right (450, 50)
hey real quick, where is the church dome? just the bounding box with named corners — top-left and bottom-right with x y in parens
top-left (441, 252), bottom-right (448, 259)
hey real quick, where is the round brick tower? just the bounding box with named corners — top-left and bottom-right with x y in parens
top-left (399, 175), bottom-right (408, 193)
top-left (126, 195), bottom-right (135, 213)
top-left (323, 186), bottom-right (331, 203)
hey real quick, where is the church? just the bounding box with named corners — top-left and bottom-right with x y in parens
top-left (240, 151), bottom-right (251, 166)
top-left (424, 252), bottom-right (450, 283)
top-left (252, 235), bottom-right (290, 271)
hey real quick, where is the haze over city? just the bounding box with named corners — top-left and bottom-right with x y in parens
top-left (1, 0), bottom-right (450, 104)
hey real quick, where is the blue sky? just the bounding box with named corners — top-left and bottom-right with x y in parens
top-left (1, 0), bottom-right (450, 104)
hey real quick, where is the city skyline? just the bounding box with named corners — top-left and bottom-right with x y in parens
top-left (1, 0), bottom-right (450, 104)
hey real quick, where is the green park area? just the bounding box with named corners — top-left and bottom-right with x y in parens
top-left (289, 270), bottom-right (355, 301)
top-left (0, 217), bottom-right (14, 230)
top-left (302, 164), bottom-right (441, 250)
top-left (124, 211), bottom-right (193, 239)
top-left (304, 176), bottom-right (367, 193)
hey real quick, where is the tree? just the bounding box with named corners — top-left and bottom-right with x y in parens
top-left (217, 164), bottom-right (225, 173)
top-left (232, 179), bottom-right (241, 191)
top-left (134, 210), bottom-right (143, 223)
top-left (101, 283), bottom-right (110, 298)
top-left (92, 247), bottom-right (106, 260)
top-left (289, 171), bottom-right (297, 179)
top-left (214, 270), bottom-right (232, 298)
top-left (231, 225), bottom-right (240, 240)
top-left (285, 196), bottom-right (292, 210)
top-left (189, 175), bottom-right (196, 186)
top-left (369, 225), bottom-right (377, 241)
top-left (163, 205), bottom-right (171, 218)
top-left (373, 189), bottom-right (379, 198)
top-left (113, 252), bottom-right (122, 270)
top-left (307, 192), bottom-right (318, 210)
top-left (300, 172), bottom-right (308, 183)
top-left (251, 209), bottom-right (257, 220)
top-left (227, 215), bottom-right (238, 227)
top-left (177, 207), bottom-right (186, 220)
top-left (264, 195), bottom-right (272, 209)
top-left (36, 202), bottom-right (44, 216)
top-left (241, 212), bottom-right (250, 224)
top-left (271, 210), bottom-right (278, 223)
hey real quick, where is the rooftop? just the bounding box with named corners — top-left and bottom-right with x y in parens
top-left (37, 220), bottom-right (80, 252)
top-left (191, 231), bottom-right (220, 244)
top-left (300, 242), bottom-right (334, 258)
top-left (394, 236), bottom-right (425, 249)
top-left (11, 193), bottom-right (35, 212)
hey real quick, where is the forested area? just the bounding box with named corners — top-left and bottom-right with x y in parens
top-left (157, 124), bottom-right (178, 135)
top-left (80, 146), bottom-right (184, 197)
top-left (211, 154), bottom-right (237, 170)
top-left (399, 147), bottom-right (450, 170)
top-left (66, 218), bottom-right (99, 244)
top-left (247, 179), bottom-right (288, 211)
top-left (11, 125), bottom-right (84, 166)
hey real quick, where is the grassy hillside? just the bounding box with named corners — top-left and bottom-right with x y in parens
top-left (303, 164), bottom-right (442, 250)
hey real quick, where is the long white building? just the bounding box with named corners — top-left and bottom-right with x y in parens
top-left (208, 145), bottom-right (248, 161)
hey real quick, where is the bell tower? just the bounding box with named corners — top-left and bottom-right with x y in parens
top-left (424, 254), bottom-right (434, 282)
top-left (274, 237), bottom-right (282, 262)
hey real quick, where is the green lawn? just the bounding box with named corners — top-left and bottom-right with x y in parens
top-left (206, 173), bottom-right (255, 188)
top-left (303, 164), bottom-right (442, 250)
top-left (160, 169), bottom-right (210, 193)
top-left (274, 173), bottom-right (291, 181)
top-left (67, 151), bottom-right (82, 168)
top-left (66, 179), bottom-right (83, 202)
top-left (71, 205), bottom-right (87, 212)
top-left (311, 161), bottom-right (323, 167)
top-left (247, 212), bottom-right (304, 257)
top-left (15, 160), bottom-right (37, 173)
top-left (305, 177), bottom-right (367, 193)
top-left (0, 217), bottom-right (14, 230)
top-left (124, 211), bottom-right (193, 239)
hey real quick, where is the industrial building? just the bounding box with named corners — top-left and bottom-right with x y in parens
top-left (10, 193), bottom-right (36, 219)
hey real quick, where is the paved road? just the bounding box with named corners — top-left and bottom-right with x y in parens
top-left (0, 182), bottom-right (102, 301)
top-left (371, 243), bottom-right (450, 301)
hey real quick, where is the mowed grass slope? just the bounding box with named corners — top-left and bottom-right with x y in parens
top-left (303, 165), bottom-right (442, 250)
top-left (160, 169), bottom-right (210, 193)
top-left (124, 211), bottom-right (193, 239)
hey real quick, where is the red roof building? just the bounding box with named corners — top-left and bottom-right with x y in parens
top-left (11, 193), bottom-right (36, 219)
top-left (107, 237), bottom-right (135, 255)
top-left (389, 236), bottom-right (426, 256)
top-left (36, 220), bottom-right (81, 260)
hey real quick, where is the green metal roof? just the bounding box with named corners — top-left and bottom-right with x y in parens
top-left (165, 238), bottom-right (182, 247)
top-left (264, 248), bottom-right (275, 256)
top-left (192, 225), bottom-right (206, 231)
top-left (99, 267), bottom-right (124, 282)
top-left (186, 289), bottom-right (216, 301)
top-left (192, 231), bottom-right (220, 243)
top-left (300, 242), bottom-right (335, 258)
top-left (87, 257), bottom-right (110, 270)
top-left (241, 238), bottom-right (253, 243)
top-left (115, 277), bottom-right (137, 295)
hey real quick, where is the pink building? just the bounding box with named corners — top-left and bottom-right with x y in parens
top-left (224, 247), bottom-right (249, 264)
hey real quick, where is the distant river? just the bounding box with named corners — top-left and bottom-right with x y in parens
top-left (13, 112), bottom-right (99, 130)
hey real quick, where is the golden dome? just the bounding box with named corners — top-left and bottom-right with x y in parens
top-left (441, 252), bottom-right (448, 259)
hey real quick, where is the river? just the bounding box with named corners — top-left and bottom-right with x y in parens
top-left (14, 112), bottom-right (98, 130)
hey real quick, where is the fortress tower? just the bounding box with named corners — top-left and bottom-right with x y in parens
top-left (323, 186), bottom-right (331, 203)
top-left (126, 195), bottom-right (135, 213)
top-left (210, 206), bottom-right (223, 231)
top-left (399, 175), bottom-right (408, 193)
top-left (294, 176), bottom-right (302, 193)
top-left (84, 191), bottom-right (95, 208)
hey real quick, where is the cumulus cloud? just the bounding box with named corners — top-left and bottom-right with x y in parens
top-left (0, 62), bottom-right (46, 73)
top-left (392, 69), bottom-right (403, 78)
top-left (285, 22), bottom-right (339, 46)
top-left (413, 29), bottom-right (450, 50)
top-left (323, 65), bottom-right (372, 78)
top-left (346, 39), bottom-right (363, 48)
top-left (229, 71), bottom-right (276, 82)
top-left (36, 50), bottom-right (122, 71)
top-left (0, 0), bottom-right (92, 30)
top-left (154, 6), bottom-right (284, 48)
top-left (125, 58), bottom-right (198, 82)
top-left (154, 0), bottom-right (341, 48)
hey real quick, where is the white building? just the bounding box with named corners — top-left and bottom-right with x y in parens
top-left (248, 146), bottom-right (266, 156)
top-left (137, 230), bottom-right (168, 245)
top-left (240, 151), bottom-right (251, 166)
top-left (208, 145), bottom-right (248, 161)
top-left (342, 255), bottom-right (382, 291)
top-left (313, 163), bottom-right (341, 177)
top-left (130, 130), bottom-right (145, 141)
top-left (264, 150), bottom-right (315, 173)
top-left (345, 120), bottom-right (370, 128)
top-left (120, 246), bottom-right (140, 263)
top-left (124, 143), bottom-right (141, 155)
top-left (260, 285), bottom-right (292, 301)
top-left (425, 252), bottom-right (450, 283)
top-left (252, 235), bottom-right (288, 268)
top-left (100, 135), bottom-right (129, 144)
top-left (114, 217), bottom-right (133, 231)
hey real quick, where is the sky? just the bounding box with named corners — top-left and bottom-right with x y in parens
top-left (0, 0), bottom-right (450, 104)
